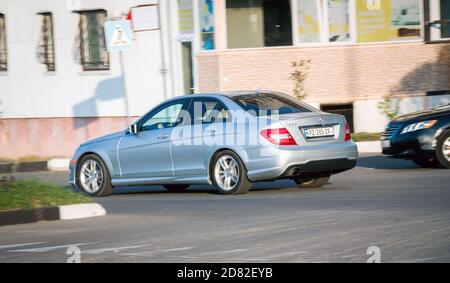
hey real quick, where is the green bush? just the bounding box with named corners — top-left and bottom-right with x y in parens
top-left (352, 132), bottom-right (382, 142)
top-left (0, 177), bottom-right (91, 211)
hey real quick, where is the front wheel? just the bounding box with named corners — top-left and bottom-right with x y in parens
top-left (76, 154), bottom-right (113, 197)
top-left (293, 176), bottom-right (330, 188)
top-left (436, 130), bottom-right (450, 169)
top-left (211, 150), bottom-right (252, 195)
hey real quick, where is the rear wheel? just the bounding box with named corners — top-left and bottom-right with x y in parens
top-left (436, 130), bottom-right (450, 169)
top-left (163, 184), bottom-right (190, 193)
top-left (412, 158), bottom-right (441, 168)
top-left (76, 154), bottom-right (113, 197)
top-left (211, 150), bottom-right (252, 195)
top-left (293, 176), bottom-right (330, 188)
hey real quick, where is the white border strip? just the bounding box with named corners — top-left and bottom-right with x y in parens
top-left (59, 203), bottom-right (106, 220)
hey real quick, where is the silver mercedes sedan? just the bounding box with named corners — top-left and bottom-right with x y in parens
top-left (69, 91), bottom-right (358, 196)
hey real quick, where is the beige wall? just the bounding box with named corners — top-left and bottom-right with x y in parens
top-left (197, 42), bottom-right (450, 103)
top-left (0, 117), bottom-right (135, 159)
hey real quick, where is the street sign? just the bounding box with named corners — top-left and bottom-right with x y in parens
top-left (131, 5), bottom-right (160, 31)
top-left (104, 20), bottom-right (133, 52)
top-left (103, 20), bottom-right (134, 126)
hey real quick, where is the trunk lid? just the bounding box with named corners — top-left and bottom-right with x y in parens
top-left (278, 112), bottom-right (348, 146)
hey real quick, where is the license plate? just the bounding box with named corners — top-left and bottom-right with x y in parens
top-left (304, 127), bottom-right (335, 138)
top-left (382, 139), bottom-right (391, 148)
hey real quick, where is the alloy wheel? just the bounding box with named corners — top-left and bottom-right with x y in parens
top-left (214, 155), bottom-right (240, 192)
top-left (79, 159), bottom-right (104, 193)
top-left (443, 137), bottom-right (450, 162)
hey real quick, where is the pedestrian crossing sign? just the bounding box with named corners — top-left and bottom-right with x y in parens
top-left (104, 20), bottom-right (133, 52)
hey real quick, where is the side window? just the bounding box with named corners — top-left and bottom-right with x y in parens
top-left (0, 13), bottom-right (7, 72)
top-left (76, 10), bottom-right (109, 71)
top-left (140, 101), bottom-right (185, 132)
top-left (37, 12), bottom-right (56, 72)
top-left (191, 98), bottom-right (230, 125)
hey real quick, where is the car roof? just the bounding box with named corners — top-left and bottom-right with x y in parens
top-left (192, 90), bottom-right (282, 98)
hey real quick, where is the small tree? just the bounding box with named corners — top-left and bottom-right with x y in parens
top-left (290, 60), bottom-right (311, 100)
top-left (377, 96), bottom-right (402, 120)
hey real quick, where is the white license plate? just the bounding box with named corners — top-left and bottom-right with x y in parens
top-left (304, 127), bottom-right (335, 138)
top-left (382, 140), bottom-right (391, 148)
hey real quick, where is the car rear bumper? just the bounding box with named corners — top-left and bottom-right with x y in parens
top-left (245, 141), bottom-right (358, 182)
top-left (279, 158), bottom-right (357, 179)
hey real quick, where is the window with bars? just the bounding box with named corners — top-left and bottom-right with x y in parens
top-left (0, 14), bottom-right (7, 71)
top-left (37, 12), bottom-right (55, 72)
top-left (76, 10), bottom-right (109, 71)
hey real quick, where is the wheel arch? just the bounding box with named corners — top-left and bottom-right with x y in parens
top-left (206, 147), bottom-right (249, 184)
top-left (75, 151), bottom-right (113, 178)
top-left (435, 124), bottom-right (450, 145)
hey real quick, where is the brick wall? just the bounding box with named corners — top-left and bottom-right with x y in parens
top-left (197, 42), bottom-right (450, 103)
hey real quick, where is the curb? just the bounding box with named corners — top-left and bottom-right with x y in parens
top-left (47, 158), bottom-right (70, 171)
top-left (0, 203), bottom-right (106, 227)
top-left (356, 141), bottom-right (382, 153)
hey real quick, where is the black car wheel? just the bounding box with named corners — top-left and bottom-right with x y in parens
top-left (211, 150), bottom-right (252, 195)
top-left (76, 154), bottom-right (113, 197)
top-left (436, 130), bottom-right (450, 169)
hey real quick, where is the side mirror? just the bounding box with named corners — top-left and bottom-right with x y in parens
top-left (128, 124), bottom-right (138, 135)
top-left (176, 116), bottom-right (184, 125)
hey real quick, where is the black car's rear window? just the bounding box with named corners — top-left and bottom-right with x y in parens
top-left (230, 94), bottom-right (313, 116)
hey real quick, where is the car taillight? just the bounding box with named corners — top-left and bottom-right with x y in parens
top-left (260, 128), bottom-right (297, 146)
top-left (345, 123), bottom-right (351, 141)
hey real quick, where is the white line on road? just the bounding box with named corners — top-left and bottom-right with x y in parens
top-left (200, 249), bottom-right (247, 255)
top-left (9, 243), bottom-right (92, 253)
top-left (162, 247), bottom-right (194, 253)
top-left (81, 246), bottom-right (144, 255)
top-left (0, 242), bottom-right (47, 251)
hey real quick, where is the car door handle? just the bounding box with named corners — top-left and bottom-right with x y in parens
top-left (157, 134), bottom-right (170, 140)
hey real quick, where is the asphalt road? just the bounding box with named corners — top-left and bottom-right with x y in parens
top-left (1, 155), bottom-right (449, 263)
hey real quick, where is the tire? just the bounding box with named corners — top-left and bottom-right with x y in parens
top-left (436, 130), bottom-right (450, 169)
top-left (211, 150), bottom-right (252, 195)
top-left (412, 158), bottom-right (442, 168)
top-left (76, 154), bottom-right (113, 197)
top-left (163, 184), bottom-right (190, 193)
top-left (293, 176), bottom-right (330, 188)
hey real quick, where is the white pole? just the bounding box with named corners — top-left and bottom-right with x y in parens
top-left (158, 1), bottom-right (169, 100)
top-left (119, 50), bottom-right (131, 126)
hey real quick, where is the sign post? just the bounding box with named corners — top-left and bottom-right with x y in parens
top-left (104, 20), bottom-right (133, 125)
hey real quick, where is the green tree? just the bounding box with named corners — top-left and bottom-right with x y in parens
top-left (290, 60), bottom-right (311, 100)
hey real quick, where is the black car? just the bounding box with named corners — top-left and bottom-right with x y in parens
top-left (381, 104), bottom-right (450, 168)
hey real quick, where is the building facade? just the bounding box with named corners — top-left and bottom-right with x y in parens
top-left (195, 0), bottom-right (450, 133)
top-left (1, 0), bottom-right (450, 159)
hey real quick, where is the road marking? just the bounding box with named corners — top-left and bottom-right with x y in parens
top-left (0, 242), bottom-right (47, 251)
top-left (162, 247), bottom-right (194, 253)
top-left (9, 243), bottom-right (92, 253)
top-left (200, 249), bottom-right (247, 255)
top-left (82, 245), bottom-right (143, 255)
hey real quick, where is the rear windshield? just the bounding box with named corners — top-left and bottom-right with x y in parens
top-left (230, 94), bottom-right (313, 116)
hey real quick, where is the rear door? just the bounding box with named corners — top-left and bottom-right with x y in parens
top-left (171, 97), bottom-right (231, 178)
